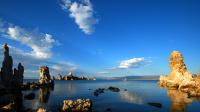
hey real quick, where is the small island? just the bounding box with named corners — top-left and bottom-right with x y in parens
top-left (57, 72), bottom-right (96, 81)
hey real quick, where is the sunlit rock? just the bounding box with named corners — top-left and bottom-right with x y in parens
top-left (37, 107), bottom-right (47, 112)
top-left (159, 51), bottom-right (200, 97)
top-left (51, 75), bottom-right (55, 81)
top-left (57, 74), bottom-right (62, 80)
top-left (39, 66), bottom-right (52, 84)
top-left (62, 99), bottom-right (92, 112)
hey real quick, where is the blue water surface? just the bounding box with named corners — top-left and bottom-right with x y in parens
top-left (23, 80), bottom-right (200, 112)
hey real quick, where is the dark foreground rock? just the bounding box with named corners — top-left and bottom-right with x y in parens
top-left (62, 99), bottom-right (92, 112)
top-left (147, 102), bottom-right (162, 108)
top-left (0, 102), bottom-right (15, 112)
top-left (108, 86), bottom-right (120, 92)
top-left (94, 86), bottom-right (121, 96)
top-left (94, 88), bottom-right (104, 96)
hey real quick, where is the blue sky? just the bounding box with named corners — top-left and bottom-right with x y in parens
top-left (0, 0), bottom-right (200, 78)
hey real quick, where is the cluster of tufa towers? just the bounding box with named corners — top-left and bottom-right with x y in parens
top-left (0, 43), bottom-right (24, 88)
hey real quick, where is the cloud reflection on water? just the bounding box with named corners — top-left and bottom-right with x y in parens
top-left (119, 91), bottom-right (144, 105)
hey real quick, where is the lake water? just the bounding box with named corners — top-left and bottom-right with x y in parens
top-left (23, 80), bottom-right (200, 112)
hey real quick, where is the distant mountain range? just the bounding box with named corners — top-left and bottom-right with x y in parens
top-left (106, 75), bottom-right (160, 80)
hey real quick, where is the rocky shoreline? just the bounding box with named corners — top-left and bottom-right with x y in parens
top-left (0, 43), bottom-right (94, 112)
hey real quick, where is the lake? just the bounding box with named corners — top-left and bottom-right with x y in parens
top-left (23, 80), bottom-right (200, 112)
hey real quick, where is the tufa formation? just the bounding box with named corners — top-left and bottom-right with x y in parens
top-left (159, 51), bottom-right (200, 97)
top-left (0, 43), bottom-right (24, 88)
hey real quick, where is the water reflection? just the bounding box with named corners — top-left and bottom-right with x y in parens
top-left (39, 87), bottom-right (51, 103)
top-left (23, 87), bottom-right (53, 111)
top-left (119, 91), bottom-right (144, 104)
top-left (167, 89), bottom-right (192, 112)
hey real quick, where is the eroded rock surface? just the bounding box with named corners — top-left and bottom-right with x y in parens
top-left (62, 99), bottom-right (92, 112)
top-left (57, 74), bottom-right (62, 80)
top-left (159, 51), bottom-right (200, 97)
top-left (39, 66), bottom-right (51, 84)
top-left (0, 43), bottom-right (24, 88)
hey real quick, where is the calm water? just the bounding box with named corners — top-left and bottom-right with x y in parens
top-left (23, 80), bottom-right (200, 112)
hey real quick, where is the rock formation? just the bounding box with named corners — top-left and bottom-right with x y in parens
top-left (51, 75), bottom-right (55, 80)
top-left (13, 63), bottom-right (24, 86)
top-left (57, 74), bottom-right (62, 80)
top-left (39, 66), bottom-right (52, 84)
top-left (62, 99), bottom-right (92, 112)
top-left (0, 43), bottom-right (13, 87)
top-left (0, 43), bottom-right (24, 88)
top-left (159, 51), bottom-right (200, 97)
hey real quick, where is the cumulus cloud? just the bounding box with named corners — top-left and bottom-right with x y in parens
top-left (52, 62), bottom-right (77, 73)
top-left (0, 19), bottom-right (78, 78)
top-left (61, 0), bottom-right (98, 34)
top-left (118, 58), bottom-right (145, 69)
top-left (6, 26), bottom-right (59, 59)
top-left (0, 19), bottom-right (60, 59)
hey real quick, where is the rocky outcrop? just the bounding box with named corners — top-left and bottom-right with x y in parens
top-left (159, 51), bottom-right (200, 97)
top-left (0, 43), bottom-right (13, 87)
top-left (37, 108), bottom-right (47, 112)
top-left (62, 99), bottom-right (92, 112)
top-left (39, 66), bottom-right (51, 84)
top-left (57, 74), bottom-right (62, 80)
top-left (51, 75), bottom-right (55, 81)
top-left (13, 63), bottom-right (24, 86)
top-left (0, 43), bottom-right (24, 88)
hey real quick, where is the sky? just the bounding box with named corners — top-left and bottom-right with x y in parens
top-left (0, 0), bottom-right (200, 78)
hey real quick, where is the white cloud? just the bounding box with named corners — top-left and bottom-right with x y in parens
top-left (5, 25), bottom-right (59, 59)
top-left (61, 0), bottom-right (98, 34)
top-left (52, 62), bottom-right (77, 73)
top-left (118, 58), bottom-right (145, 69)
top-left (0, 19), bottom-right (79, 78)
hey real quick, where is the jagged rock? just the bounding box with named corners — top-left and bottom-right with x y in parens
top-left (62, 99), bottom-right (92, 112)
top-left (63, 75), bottom-right (68, 80)
top-left (0, 102), bottom-right (15, 111)
top-left (147, 102), bottom-right (162, 108)
top-left (94, 88), bottom-right (105, 96)
top-left (0, 43), bottom-right (13, 87)
top-left (57, 74), bottom-right (62, 80)
top-left (39, 66), bottom-right (52, 84)
top-left (159, 51), bottom-right (200, 97)
top-left (108, 86), bottom-right (120, 92)
top-left (51, 75), bottom-right (55, 80)
top-left (0, 43), bottom-right (24, 88)
top-left (13, 63), bottom-right (24, 87)
top-left (37, 108), bottom-right (47, 112)
top-left (159, 51), bottom-right (193, 88)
